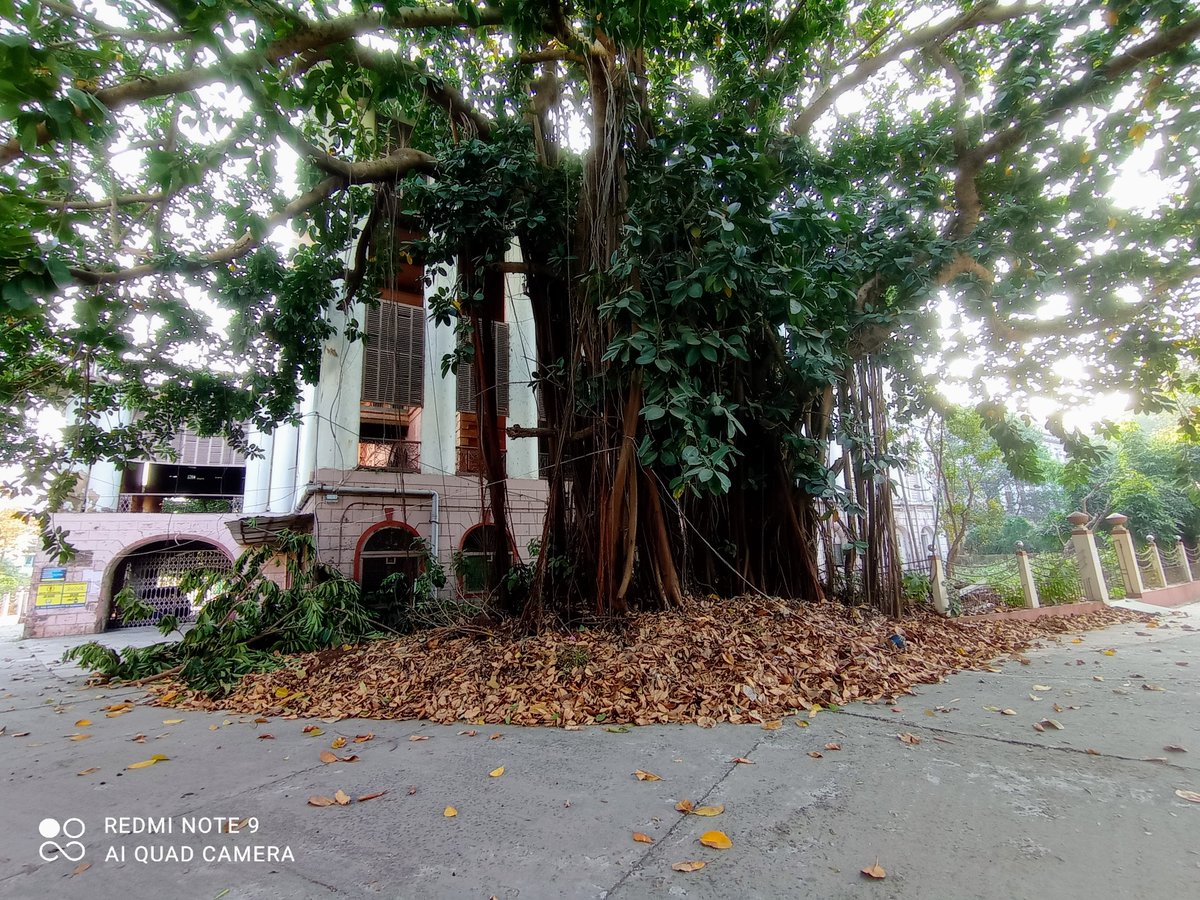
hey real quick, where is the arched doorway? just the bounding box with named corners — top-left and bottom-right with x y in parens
top-left (108, 539), bottom-right (233, 629)
top-left (355, 524), bottom-right (424, 628)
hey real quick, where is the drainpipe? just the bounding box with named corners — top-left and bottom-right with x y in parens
top-left (296, 484), bottom-right (440, 558)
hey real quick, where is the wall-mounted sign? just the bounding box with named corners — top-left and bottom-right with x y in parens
top-left (40, 567), bottom-right (66, 581)
top-left (34, 582), bottom-right (88, 608)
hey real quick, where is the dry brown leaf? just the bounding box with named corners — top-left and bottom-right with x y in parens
top-left (302, 725), bottom-right (324, 736)
top-left (1086, 748), bottom-right (1101, 755)
top-left (319, 751), bottom-right (337, 764)
top-left (634, 769), bottom-right (661, 781)
top-left (693, 804), bottom-right (724, 817)
top-left (409, 734), bottom-right (430, 742)
top-left (489, 766), bottom-right (505, 778)
top-left (1175, 790), bottom-right (1200, 803)
top-left (443, 805), bottom-right (458, 817)
top-left (254, 717), bottom-right (269, 724)
top-left (71, 862), bottom-right (90, 877)
top-left (672, 861), bottom-right (706, 873)
top-left (308, 796), bottom-right (335, 807)
top-left (489, 732), bottom-right (503, 740)
top-left (257, 734), bottom-right (275, 740)
top-left (1164, 745), bottom-right (1188, 753)
top-left (459, 730), bottom-right (479, 737)
top-left (408, 785), bottom-right (418, 795)
top-left (633, 832), bottom-right (654, 844)
top-left (795, 719), bottom-right (809, 728)
top-left (761, 720), bottom-right (782, 731)
top-left (698, 830), bottom-right (732, 850)
top-left (357, 790), bottom-right (388, 802)
top-left (676, 799), bottom-right (695, 814)
top-left (334, 789), bottom-right (352, 806)
top-left (1001, 708), bottom-right (1017, 716)
top-left (861, 861), bottom-right (887, 880)
top-left (824, 742), bottom-right (842, 751)
top-left (76, 767), bottom-right (99, 776)
top-left (1142, 683), bottom-right (1166, 692)
top-left (730, 757), bottom-right (754, 765)
top-left (330, 736), bottom-right (347, 749)
top-left (131, 734), bottom-right (146, 742)
top-left (897, 732), bottom-right (921, 745)
top-left (807, 751), bottom-right (823, 759)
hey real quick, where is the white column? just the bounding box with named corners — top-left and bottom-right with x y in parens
top-left (1105, 513), bottom-right (1143, 598)
top-left (1067, 512), bottom-right (1110, 604)
top-left (268, 418), bottom-right (300, 513)
top-left (929, 551), bottom-right (950, 616)
top-left (1176, 537), bottom-right (1194, 582)
top-left (422, 259), bottom-right (459, 477)
top-left (504, 240), bottom-right (539, 481)
top-left (311, 300), bottom-right (363, 474)
top-left (1015, 542), bottom-right (1040, 609)
top-left (1146, 534), bottom-right (1168, 587)
top-left (296, 384), bottom-right (319, 497)
top-left (242, 426), bottom-right (274, 515)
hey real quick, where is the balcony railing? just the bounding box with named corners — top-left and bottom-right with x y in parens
top-left (117, 493), bottom-right (243, 513)
top-left (358, 439), bottom-right (421, 473)
top-left (457, 445), bottom-right (506, 476)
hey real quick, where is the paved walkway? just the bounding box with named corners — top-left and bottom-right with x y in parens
top-left (1, 605), bottom-right (1198, 900)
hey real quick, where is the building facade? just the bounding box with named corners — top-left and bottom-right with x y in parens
top-left (25, 245), bottom-right (548, 638)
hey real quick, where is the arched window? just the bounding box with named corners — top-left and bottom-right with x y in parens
top-left (458, 524), bottom-right (508, 594)
top-left (358, 525), bottom-right (423, 597)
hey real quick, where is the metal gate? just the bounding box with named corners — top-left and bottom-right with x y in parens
top-left (109, 543), bottom-right (232, 629)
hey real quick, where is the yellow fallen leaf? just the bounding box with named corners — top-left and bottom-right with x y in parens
top-left (634, 769), bottom-right (661, 781)
top-left (672, 860), bottom-right (706, 872)
top-left (1033, 685), bottom-right (1052, 692)
top-left (105, 709), bottom-right (130, 718)
top-left (303, 726), bottom-right (324, 737)
top-left (68, 734), bottom-right (90, 741)
top-left (633, 832), bottom-right (654, 844)
top-left (105, 703), bottom-right (132, 712)
top-left (127, 754), bottom-right (169, 770)
top-left (443, 806), bottom-right (458, 817)
top-left (334, 789), bottom-right (351, 806)
top-left (761, 720), bottom-right (782, 731)
top-left (1071, 638), bottom-right (1083, 644)
top-left (694, 805), bottom-right (724, 817)
top-left (795, 720), bottom-right (809, 728)
top-left (307, 796), bottom-right (335, 807)
top-left (159, 691), bottom-right (177, 703)
top-left (319, 751), bottom-right (337, 764)
top-left (1102, 649), bottom-right (1117, 656)
top-left (698, 830), bottom-right (732, 850)
top-left (77, 767), bottom-right (100, 776)
top-left (274, 687), bottom-right (290, 699)
top-left (162, 719), bottom-right (184, 725)
top-left (331, 737), bottom-right (347, 750)
top-left (861, 861), bottom-right (887, 879)
top-left (209, 724), bottom-right (219, 731)
top-left (74, 719), bottom-right (91, 727)
top-left (676, 799), bottom-right (695, 813)
top-left (489, 766), bottom-right (505, 778)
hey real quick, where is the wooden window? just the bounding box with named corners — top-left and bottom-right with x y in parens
top-left (362, 302), bottom-right (425, 410)
top-left (455, 322), bottom-right (510, 416)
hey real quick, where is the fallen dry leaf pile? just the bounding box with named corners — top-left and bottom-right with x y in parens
top-left (167, 598), bottom-right (1147, 727)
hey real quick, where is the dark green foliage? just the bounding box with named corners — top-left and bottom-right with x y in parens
top-left (63, 532), bottom-right (376, 694)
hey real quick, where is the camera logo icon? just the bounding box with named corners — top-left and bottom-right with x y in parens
top-left (38, 818), bottom-right (86, 862)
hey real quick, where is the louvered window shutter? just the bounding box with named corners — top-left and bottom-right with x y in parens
top-left (363, 303), bottom-right (425, 409)
top-left (455, 323), bottom-right (508, 415)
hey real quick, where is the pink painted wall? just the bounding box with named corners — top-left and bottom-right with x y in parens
top-left (24, 512), bottom-right (242, 638)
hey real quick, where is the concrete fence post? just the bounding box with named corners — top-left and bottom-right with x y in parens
top-left (929, 548), bottom-right (950, 616)
top-left (1175, 537), bottom-right (1194, 582)
top-left (1014, 542), bottom-right (1040, 609)
top-left (1105, 513), bottom-right (1144, 599)
top-left (1067, 512), bottom-right (1110, 604)
top-left (1146, 534), bottom-right (1168, 587)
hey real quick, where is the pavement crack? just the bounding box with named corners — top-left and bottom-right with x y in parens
top-left (603, 735), bottom-right (766, 897)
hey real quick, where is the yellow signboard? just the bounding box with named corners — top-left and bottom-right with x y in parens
top-left (35, 582), bottom-right (88, 608)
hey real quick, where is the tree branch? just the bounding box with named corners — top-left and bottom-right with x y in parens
top-left (788, 1), bottom-right (1036, 137)
top-left (1, 5), bottom-right (504, 167)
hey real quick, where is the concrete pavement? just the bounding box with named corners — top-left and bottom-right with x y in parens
top-left (1, 605), bottom-right (1198, 900)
